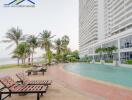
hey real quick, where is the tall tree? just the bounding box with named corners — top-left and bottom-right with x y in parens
top-left (27, 35), bottom-right (38, 65)
top-left (13, 42), bottom-right (31, 65)
top-left (95, 47), bottom-right (103, 60)
top-left (39, 30), bottom-right (55, 64)
top-left (61, 35), bottom-right (70, 62)
top-left (54, 38), bottom-right (63, 62)
top-left (61, 35), bottom-right (70, 54)
top-left (3, 27), bottom-right (25, 46)
top-left (107, 46), bottom-right (117, 60)
top-left (3, 27), bottom-right (26, 65)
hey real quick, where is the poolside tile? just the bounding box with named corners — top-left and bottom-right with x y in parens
top-left (48, 64), bottom-right (132, 100)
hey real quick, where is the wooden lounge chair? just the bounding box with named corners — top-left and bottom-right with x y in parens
top-left (26, 67), bottom-right (47, 76)
top-left (16, 73), bottom-right (52, 87)
top-left (0, 76), bottom-right (47, 100)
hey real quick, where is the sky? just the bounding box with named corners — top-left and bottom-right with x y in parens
top-left (0, 0), bottom-right (79, 58)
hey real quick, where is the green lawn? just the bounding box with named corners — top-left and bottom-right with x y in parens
top-left (0, 64), bottom-right (32, 70)
top-left (0, 60), bottom-right (46, 70)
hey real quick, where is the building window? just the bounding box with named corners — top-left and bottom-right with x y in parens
top-left (120, 35), bottom-right (132, 49)
top-left (120, 52), bottom-right (132, 64)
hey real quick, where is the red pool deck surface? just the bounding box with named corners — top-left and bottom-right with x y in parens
top-left (48, 64), bottom-right (132, 100)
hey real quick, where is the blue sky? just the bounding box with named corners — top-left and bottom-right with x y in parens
top-left (0, 0), bottom-right (79, 58)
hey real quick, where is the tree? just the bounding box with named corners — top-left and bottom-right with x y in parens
top-left (13, 42), bottom-right (31, 65)
top-left (61, 35), bottom-right (70, 62)
top-left (39, 30), bottom-right (55, 64)
top-left (61, 35), bottom-right (70, 53)
top-left (3, 27), bottom-right (26, 65)
top-left (107, 46), bottom-right (117, 60)
top-left (100, 46), bottom-right (117, 61)
top-left (27, 35), bottom-right (38, 65)
top-left (95, 47), bottom-right (103, 60)
top-left (70, 50), bottom-right (79, 59)
top-left (66, 50), bottom-right (79, 62)
top-left (54, 38), bottom-right (63, 62)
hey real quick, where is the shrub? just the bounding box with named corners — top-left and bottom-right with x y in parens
top-left (125, 60), bottom-right (132, 65)
top-left (68, 57), bottom-right (78, 62)
top-left (105, 60), bottom-right (113, 63)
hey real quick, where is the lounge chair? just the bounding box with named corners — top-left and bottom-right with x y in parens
top-left (16, 73), bottom-right (52, 87)
top-left (0, 76), bottom-right (47, 100)
top-left (26, 67), bottom-right (47, 76)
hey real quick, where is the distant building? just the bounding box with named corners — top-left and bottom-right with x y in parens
top-left (79, 0), bottom-right (132, 65)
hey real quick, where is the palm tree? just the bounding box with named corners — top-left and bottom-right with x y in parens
top-left (54, 38), bottom-right (63, 62)
top-left (107, 46), bottom-right (117, 60)
top-left (13, 42), bottom-right (31, 65)
top-left (61, 35), bottom-right (70, 54)
top-left (27, 35), bottom-right (38, 65)
top-left (12, 53), bottom-right (21, 65)
top-left (3, 27), bottom-right (26, 65)
top-left (61, 35), bottom-right (70, 62)
top-left (95, 47), bottom-right (103, 60)
top-left (3, 27), bottom-right (25, 46)
top-left (39, 30), bottom-right (55, 64)
top-left (102, 47), bottom-right (107, 61)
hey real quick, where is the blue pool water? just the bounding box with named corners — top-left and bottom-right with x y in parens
top-left (64, 63), bottom-right (132, 88)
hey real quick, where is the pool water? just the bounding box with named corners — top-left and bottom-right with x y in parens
top-left (64, 63), bottom-right (132, 88)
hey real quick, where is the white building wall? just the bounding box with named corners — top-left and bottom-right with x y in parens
top-left (79, 0), bottom-right (104, 57)
top-left (79, 0), bottom-right (132, 65)
top-left (97, 0), bottom-right (104, 40)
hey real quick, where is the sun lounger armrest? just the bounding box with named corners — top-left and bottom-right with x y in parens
top-left (16, 81), bottom-right (23, 84)
top-left (0, 86), bottom-right (6, 91)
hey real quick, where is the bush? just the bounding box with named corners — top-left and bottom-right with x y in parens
top-left (105, 60), bottom-right (113, 63)
top-left (68, 57), bottom-right (78, 62)
top-left (125, 60), bottom-right (132, 65)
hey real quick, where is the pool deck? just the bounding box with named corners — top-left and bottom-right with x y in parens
top-left (0, 67), bottom-right (100, 100)
top-left (48, 64), bottom-right (132, 100)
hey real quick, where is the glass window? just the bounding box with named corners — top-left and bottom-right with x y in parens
top-left (120, 35), bottom-right (132, 49)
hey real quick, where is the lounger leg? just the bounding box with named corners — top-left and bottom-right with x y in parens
top-left (37, 93), bottom-right (40, 100)
top-left (0, 93), bottom-right (2, 100)
top-left (9, 93), bottom-right (11, 97)
top-left (46, 85), bottom-right (48, 90)
top-left (40, 93), bottom-right (43, 96)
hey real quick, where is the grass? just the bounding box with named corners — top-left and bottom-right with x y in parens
top-left (125, 60), bottom-right (132, 65)
top-left (105, 60), bottom-right (113, 63)
top-left (95, 60), bottom-right (100, 62)
top-left (0, 64), bottom-right (18, 70)
top-left (0, 64), bottom-right (32, 70)
top-left (0, 60), bottom-right (47, 70)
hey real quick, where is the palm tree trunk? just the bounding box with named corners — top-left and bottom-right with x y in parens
top-left (16, 43), bottom-right (20, 66)
top-left (18, 58), bottom-right (20, 66)
top-left (22, 59), bottom-right (23, 64)
top-left (28, 55), bottom-right (31, 65)
top-left (46, 49), bottom-right (52, 64)
top-left (23, 57), bottom-right (26, 65)
top-left (32, 48), bottom-right (34, 65)
top-left (28, 53), bottom-right (31, 65)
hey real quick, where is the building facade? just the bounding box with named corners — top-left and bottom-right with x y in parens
top-left (79, 0), bottom-right (132, 65)
top-left (79, 0), bottom-right (104, 57)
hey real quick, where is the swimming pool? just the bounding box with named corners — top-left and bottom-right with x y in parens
top-left (64, 63), bottom-right (132, 88)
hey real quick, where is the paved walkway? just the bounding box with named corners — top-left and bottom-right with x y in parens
top-left (48, 64), bottom-right (132, 100)
top-left (0, 67), bottom-right (101, 100)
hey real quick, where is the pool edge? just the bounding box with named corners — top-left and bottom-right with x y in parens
top-left (62, 63), bottom-right (132, 91)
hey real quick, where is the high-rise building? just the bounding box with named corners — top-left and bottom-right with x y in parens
top-left (79, 0), bottom-right (132, 66)
top-left (79, 0), bottom-right (104, 57)
top-left (104, 0), bottom-right (132, 38)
